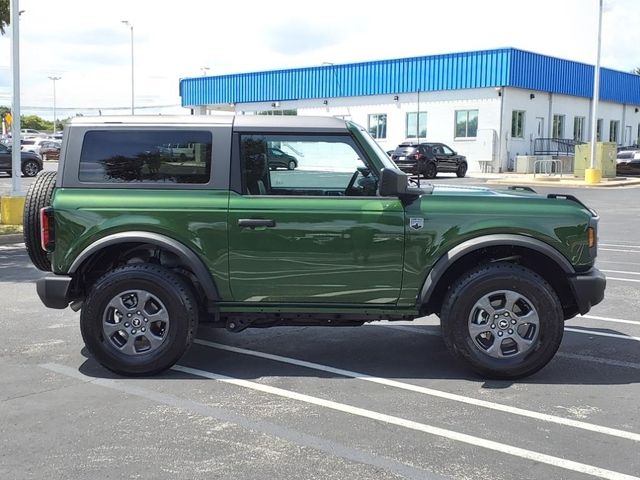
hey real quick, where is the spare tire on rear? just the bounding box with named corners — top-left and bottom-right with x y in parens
top-left (23, 171), bottom-right (57, 271)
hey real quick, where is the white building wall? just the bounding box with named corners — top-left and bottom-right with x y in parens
top-left (227, 86), bottom-right (640, 173)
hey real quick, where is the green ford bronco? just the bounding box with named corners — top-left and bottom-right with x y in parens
top-left (24, 115), bottom-right (605, 378)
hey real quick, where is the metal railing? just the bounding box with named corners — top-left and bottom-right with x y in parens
top-left (533, 138), bottom-right (585, 156)
top-left (533, 159), bottom-right (564, 177)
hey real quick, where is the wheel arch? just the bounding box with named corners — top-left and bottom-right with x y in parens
top-left (69, 231), bottom-right (220, 302)
top-left (419, 234), bottom-right (578, 319)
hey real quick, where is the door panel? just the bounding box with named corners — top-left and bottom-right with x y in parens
top-left (228, 193), bottom-right (405, 304)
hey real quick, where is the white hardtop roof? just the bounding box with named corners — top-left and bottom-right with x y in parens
top-left (69, 115), bottom-right (350, 130)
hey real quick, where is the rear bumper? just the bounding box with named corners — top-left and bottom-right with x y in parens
top-left (36, 275), bottom-right (72, 309)
top-left (568, 267), bottom-right (606, 315)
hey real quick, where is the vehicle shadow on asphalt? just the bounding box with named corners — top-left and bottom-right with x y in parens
top-left (76, 323), bottom-right (640, 387)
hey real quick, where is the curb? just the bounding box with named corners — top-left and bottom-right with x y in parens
top-left (485, 177), bottom-right (640, 189)
top-left (0, 233), bottom-right (23, 245)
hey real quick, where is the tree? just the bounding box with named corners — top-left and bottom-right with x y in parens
top-left (631, 67), bottom-right (640, 75)
top-left (0, 0), bottom-right (9, 35)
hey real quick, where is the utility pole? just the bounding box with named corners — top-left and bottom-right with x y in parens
top-left (121, 20), bottom-right (134, 115)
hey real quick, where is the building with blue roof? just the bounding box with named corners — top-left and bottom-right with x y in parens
top-left (180, 48), bottom-right (640, 172)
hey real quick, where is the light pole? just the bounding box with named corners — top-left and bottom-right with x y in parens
top-left (10, 0), bottom-right (22, 195)
top-left (586, 0), bottom-right (603, 184)
top-left (321, 62), bottom-right (351, 118)
top-left (200, 66), bottom-right (210, 76)
top-left (121, 20), bottom-right (134, 115)
top-left (48, 76), bottom-right (61, 133)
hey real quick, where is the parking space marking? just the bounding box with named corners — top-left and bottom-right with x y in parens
top-left (582, 314), bottom-right (640, 326)
top-left (601, 269), bottom-right (640, 276)
top-left (600, 244), bottom-right (640, 249)
top-left (565, 327), bottom-right (640, 342)
top-left (600, 249), bottom-right (640, 253)
top-left (606, 276), bottom-right (640, 283)
top-left (173, 364), bottom-right (639, 480)
top-left (40, 363), bottom-right (442, 480)
top-left (194, 339), bottom-right (640, 442)
top-left (371, 325), bottom-right (640, 370)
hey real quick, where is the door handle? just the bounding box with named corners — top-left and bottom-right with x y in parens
top-left (238, 218), bottom-right (276, 228)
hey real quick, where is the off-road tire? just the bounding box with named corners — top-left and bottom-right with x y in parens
top-left (80, 264), bottom-right (199, 376)
top-left (440, 262), bottom-right (564, 379)
top-left (23, 171), bottom-right (57, 271)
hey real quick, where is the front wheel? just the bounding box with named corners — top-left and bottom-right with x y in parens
top-left (440, 263), bottom-right (564, 379)
top-left (287, 160), bottom-right (296, 170)
top-left (456, 162), bottom-right (468, 178)
top-left (80, 264), bottom-right (199, 376)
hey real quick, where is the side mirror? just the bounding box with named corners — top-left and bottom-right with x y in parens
top-left (378, 168), bottom-right (408, 196)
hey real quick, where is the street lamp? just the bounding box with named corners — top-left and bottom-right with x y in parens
top-left (200, 66), bottom-right (210, 76)
top-left (48, 76), bottom-right (61, 133)
top-left (121, 20), bottom-right (134, 115)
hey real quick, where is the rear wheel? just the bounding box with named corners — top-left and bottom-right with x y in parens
top-left (456, 162), bottom-right (468, 178)
top-left (22, 160), bottom-right (40, 177)
top-left (424, 162), bottom-right (437, 179)
top-left (80, 264), bottom-right (199, 376)
top-left (23, 171), bottom-right (57, 271)
top-left (440, 263), bottom-right (564, 379)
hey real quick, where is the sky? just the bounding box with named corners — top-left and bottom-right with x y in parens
top-left (0, 0), bottom-right (638, 120)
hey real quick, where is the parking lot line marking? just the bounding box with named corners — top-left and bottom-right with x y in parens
top-left (194, 339), bottom-right (640, 442)
top-left (606, 276), bottom-right (640, 283)
top-left (600, 244), bottom-right (640, 249)
top-left (600, 248), bottom-right (640, 253)
top-left (39, 363), bottom-right (439, 480)
top-left (565, 328), bottom-right (640, 342)
top-left (581, 314), bottom-right (640, 326)
top-left (601, 269), bottom-right (640, 276)
top-left (173, 363), bottom-right (639, 480)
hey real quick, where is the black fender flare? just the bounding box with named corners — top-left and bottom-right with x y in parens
top-left (418, 234), bottom-right (575, 305)
top-left (69, 231), bottom-right (219, 301)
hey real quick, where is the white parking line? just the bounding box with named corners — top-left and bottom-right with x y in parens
top-left (173, 363), bottom-right (639, 480)
top-left (600, 243), bottom-right (640, 249)
top-left (581, 314), bottom-right (640, 326)
top-left (600, 248), bottom-right (640, 253)
top-left (565, 328), bottom-right (640, 342)
top-left (601, 269), bottom-right (640, 276)
top-left (606, 276), bottom-right (640, 283)
top-left (194, 339), bottom-right (640, 442)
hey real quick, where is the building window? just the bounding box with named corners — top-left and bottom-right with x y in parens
top-left (596, 119), bottom-right (603, 141)
top-left (609, 120), bottom-right (620, 143)
top-left (455, 110), bottom-right (478, 138)
top-left (368, 114), bottom-right (387, 139)
top-left (406, 112), bottom-right (427, 139)
top-left (511, 111), bottom-right (525, 138)
top-left (552, 114), bottom-right (565, 139)
top-left (573, 117), bottom-right (585, 142)
top-left (256, 109), bottom-right (297, 116)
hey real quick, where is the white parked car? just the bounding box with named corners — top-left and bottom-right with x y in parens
top-left (21, 138), bottom-right (52, 157)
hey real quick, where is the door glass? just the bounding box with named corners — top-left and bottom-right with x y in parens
top-left (240, 134), bottom-right (377, 197)
top-left (441, 145), bottom-right (455, 155)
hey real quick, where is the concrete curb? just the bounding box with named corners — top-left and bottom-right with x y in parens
top-left (0, 233), bottom-right (23, 245)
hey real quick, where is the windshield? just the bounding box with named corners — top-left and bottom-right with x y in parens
top-left (347, 121), bottom-right (397, 171)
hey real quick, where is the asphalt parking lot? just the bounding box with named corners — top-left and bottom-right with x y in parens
top-left (1, 175), bottom-right (639, 479)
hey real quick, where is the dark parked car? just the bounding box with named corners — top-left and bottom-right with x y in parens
top-left (0, 142), bottom-right (43, 177)
top-left (616, 150), bottom-right (640, 176)
top-left (391, 142), bottom-right (467, 179)
top-left (39, 141), bottom-right (62, 161)
top-left (267, 147), bottom-right (298, 170)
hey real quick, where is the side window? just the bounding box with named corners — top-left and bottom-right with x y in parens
top-left (441, 145), bottom-right (454, 155)
top-left (78, 130), bottom-right (212, 184)
top-left (239, 134), bottom-right (377, 197)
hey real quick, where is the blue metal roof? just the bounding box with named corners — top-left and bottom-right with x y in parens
top-left (180, 48), bottom-right (640, 107)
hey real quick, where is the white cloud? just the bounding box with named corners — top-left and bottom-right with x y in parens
top-left (0, 0), bottom-right (638, 119)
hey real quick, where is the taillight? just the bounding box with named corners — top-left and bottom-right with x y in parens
top-left (40, 207), bottom-right (54, 252)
